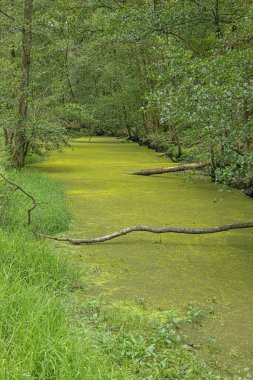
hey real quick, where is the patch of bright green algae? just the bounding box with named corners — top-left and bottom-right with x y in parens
top-left (31, 137), bottom-right (253, 370)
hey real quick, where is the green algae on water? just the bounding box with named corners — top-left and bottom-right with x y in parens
top-left (30, 137), bottom-right (253, 370)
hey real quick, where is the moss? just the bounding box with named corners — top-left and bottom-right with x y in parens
top-left (31, 137), bottom-right (253, 371)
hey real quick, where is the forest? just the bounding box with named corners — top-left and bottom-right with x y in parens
top-left (0, 0), bottom-right (252, 191)
top-left (0, 0), bottom-right (253, 379)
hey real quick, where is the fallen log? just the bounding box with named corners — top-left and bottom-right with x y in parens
top-left (33, 222), bottom-right (253, 245)
top-left (128, 160), bottom-right (211, 176)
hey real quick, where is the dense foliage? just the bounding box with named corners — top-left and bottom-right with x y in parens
top-left (0, 0), bottom-right (252, 190)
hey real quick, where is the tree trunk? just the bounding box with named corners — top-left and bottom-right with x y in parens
top-left (12, 0), bottom-right (33, 168)
top-left (122, 103), bottom-right (138, 139)
top-left (65, 43), bottom-right (76, 100)
top-left (213, 0), bottom-right (223, 38)
top-left (152, 115), bottom-right (160, 134)
top-left (129, 160), bottom-right (211, 176)
top-left (173, 127), bottom-right (182, 158)
top-left (3, 127), bottom-right (14, 146)
top-left (210, 146), bottom-right (216, 182)
top-left (149, 0), bottom-right (160, 11)
top-left (141, 106), bottom-right (149, 134)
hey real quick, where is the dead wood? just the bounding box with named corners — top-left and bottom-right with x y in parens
top-left (33, 222), bottom-right (253, 245)
top-left (0, 174), bottom-right (37, 225)
top-left (128, 160), bottom-right (211, 176)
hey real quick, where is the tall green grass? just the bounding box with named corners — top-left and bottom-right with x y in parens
top-left (0, 170), bottom-right (133, 379)
top-left (0, 232), bottom-right (136, 379)
top-left (0, 169), bottom-right (70, 233)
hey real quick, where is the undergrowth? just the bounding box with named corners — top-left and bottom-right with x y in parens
top-left (67, 298), bottom-right (251, 380)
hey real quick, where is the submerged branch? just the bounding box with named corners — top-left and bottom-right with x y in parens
top-left (33, 222), bottom-right (253, 245)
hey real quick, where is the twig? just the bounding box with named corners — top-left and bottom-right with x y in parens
top-left (0, 174), bottom-right (37, 225)
top-left (0, 9), bottom-right (15, 21)
top-left (33, 222), bottom-right (253, 245)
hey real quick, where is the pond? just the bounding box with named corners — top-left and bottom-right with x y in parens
top-left (31, 136), bottom-right (253, 370)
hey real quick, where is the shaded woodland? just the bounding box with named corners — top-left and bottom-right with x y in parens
top-left (0, 0), bottom-right (252, 193)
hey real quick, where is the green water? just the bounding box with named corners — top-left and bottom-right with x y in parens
top-left (31, 137), bottom-right (253, 369)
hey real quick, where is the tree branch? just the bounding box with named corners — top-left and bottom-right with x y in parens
top-left (0, 9), bottom-right (15, 21)
top-left (33, 222), bottom-right (253, 245)
top-left (0, 174), bottom-right (37, 225)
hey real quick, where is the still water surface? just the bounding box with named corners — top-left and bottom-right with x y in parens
top-left (32, 137), bottom-right (253, 369)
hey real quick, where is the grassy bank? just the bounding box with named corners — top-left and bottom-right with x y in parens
top-left (0, 170), bottom-right (132, 379)
top-left (0, 169), bottom-right (250, 379)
